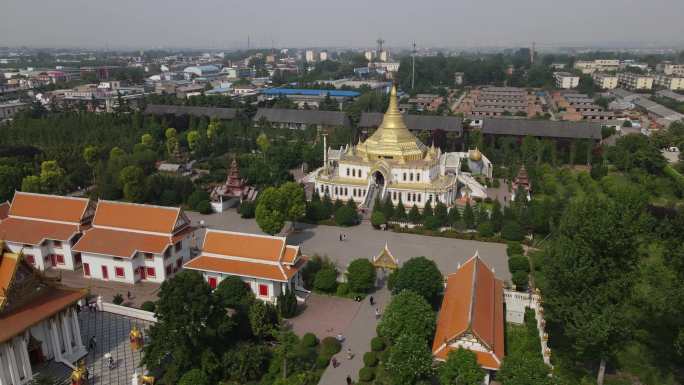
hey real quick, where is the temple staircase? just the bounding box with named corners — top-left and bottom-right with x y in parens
top-left (457, 173), bottom-right (488, 199)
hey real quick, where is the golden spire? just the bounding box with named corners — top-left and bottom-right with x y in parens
top-left (356, 85), bottom-right (427, 163)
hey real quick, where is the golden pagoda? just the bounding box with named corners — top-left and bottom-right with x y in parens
top-left (356, 85), bottom-right (427, 163)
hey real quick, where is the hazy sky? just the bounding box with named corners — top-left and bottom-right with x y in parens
top-left (2, 0), bottom-right (683, 49)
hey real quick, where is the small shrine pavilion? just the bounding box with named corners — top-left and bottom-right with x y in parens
top-left (210, 158), bottom-right (257, 213)
top-left (511, 165), bottom-right (531, 201)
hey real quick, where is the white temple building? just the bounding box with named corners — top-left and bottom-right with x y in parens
top-left (312, 85), bottom-right (492, 209)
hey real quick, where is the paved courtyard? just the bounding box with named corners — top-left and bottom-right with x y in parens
top-left (188, 210), bottom-right (510, 280)
top-left (46, 267), bottom-right (161, 308)
top-left (286, 294), bottom-right (361, 339)
top-left (78, 309), bottom-right (153, 385)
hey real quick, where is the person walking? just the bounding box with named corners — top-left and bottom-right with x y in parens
top-left (346, 374), bottom-right (352, 385)
top-left (369, 296), bottom-right (374, 306)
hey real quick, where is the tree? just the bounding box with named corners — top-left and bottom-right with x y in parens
top-left (434, 200), bottom-right (448, 226)
top-left (386, 334), bottom-right (433, 385)
top-left (498, 353), bottom-right (552, 385)
top-left (408, 204), bottom-right (421, 224)
top-left (502, 221), bottom-right (524, 241)
top-left (165, 127), bottom-right (179, 157)
top-left (378, 290), bottom-right (436, 342)
top-left (119, 165), bottom-right (146, 202)
top-left (392, 256), bottom-right (443, 304)
top-left (0, 165), bottom-right (23, 201)
top-left (334, 206), bottom-right (358, 226)
top-left (314, 267), bottom-right (338, 292)
top-left (248, 300), bottom-right (278, 340)
top-left (281, 182), bottom-right (306, 227)
top-left (448, 206), bottom-right (461, 227)
top-left (178, 369), bottom-right (209, 385)
top-left (141, 133), bottom-right (154, 147)
top-left (423, 199), bottom-right (434, 218)
top-left (394, 198), bottom-right (407, 221)
top-left (463, 201), bottom-right (475, 229)
top-left (143, 271), bottom-right (230, 385)
top-left (215, 276), bottom-right (254, 310)
top-left (187, 130), bottom-right (201, 152)
top-left (277, 289), bottom-right (298, 318)
top-left (256, 133), bottom-right (270, 155)
top-left (221, 342), bottom-right (269, 383)
top-left (346, 258), bottom-right (376, 293)
top-left (490, 200), bottom-right (504, 231)
top-left (38, 160), bottom-right (65, 193)
top-left (438, 348), bottom-right (485, 385)
top-left (371, 211), bottom-right (387, 228)
top-left (255, 187), bottom-right (286, 235)
top-left (21, 175), bottom-right (42, 193)
top-left (83, 145), bottom-right (98, 168)
top-left (541, 195), bottom-right (641, 385)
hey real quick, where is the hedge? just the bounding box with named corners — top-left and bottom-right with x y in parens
top-left (315, 354), bottom-right (330, 369)
top-left (359, 367), bottom-right (375, 382)
top-left (140, 301), bottom-right (156, 312)
top-left (370, 337), bottom-right (385, 352)
top-left (508, 255), bottom-right (530, 273)
top-left (301, 333), bottom-right (318, 348)
top-left (363, 351), bottom-right (378, 367)
top-left (314, 268), bottom-right (338, 293)
top-left (506, 242), bottom-right (524, 257)
top-left (320, 336), bottom-right (342, 357)
top-left (336, 282), bottom-right (350, 296)
top-left (512, 271), bottom-right (529, 290)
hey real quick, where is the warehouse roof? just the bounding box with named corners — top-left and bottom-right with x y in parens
top-left (482, 118), bottom-right (603, 140)
top-left (359, 112), bottom-right (463, 133)
top-left (254, 108), bottom-right (350, 127)
top-left (144, 104), bottom-right (237, 120)
top-left (261, 88), bottom-right (360, 98)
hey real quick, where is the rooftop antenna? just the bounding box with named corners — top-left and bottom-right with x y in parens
top-left (411, 41), bottom-right (416, 90)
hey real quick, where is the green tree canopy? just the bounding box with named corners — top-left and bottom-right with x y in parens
top-left (392, 256), bottom-right (443, 304)
top-left (345, 258), bottom-right (376, 293)
top-left (438, 348), bottom-right (485, 385)
top-left (378, 290), bottom-right (436, 342)
top-left (386, 333), bottom-right (433, 385)
top-left (255, 186), bottom-right (286, 235)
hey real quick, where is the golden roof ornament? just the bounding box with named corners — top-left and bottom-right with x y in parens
top-left (71, 360), bottom-right (88, 385)
top-left (356, 85), bottom-right (427, 163)
top-left (469, 147), bottom-right (482, 162)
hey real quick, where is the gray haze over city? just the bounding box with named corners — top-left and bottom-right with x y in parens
top-left (2, 0), bottom-right (683, 49)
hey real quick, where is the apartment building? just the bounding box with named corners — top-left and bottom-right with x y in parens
top-left (554, 72), bottom-right (580, 89)
top-left (454, 87), bottom-right (543, 117)
top-left (592, 73), bottom-right (619, 90)
top-left (574, 59), bottom-right (620, 74)
top-left (654, 74), bottom-right (684, 91)
top-left (656, 62), bottom-right (684, 76)
top-left (618, 72), bottom-right (654, 90)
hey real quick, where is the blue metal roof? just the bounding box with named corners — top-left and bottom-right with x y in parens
top-left (261, 88), bottom-right (360, 98)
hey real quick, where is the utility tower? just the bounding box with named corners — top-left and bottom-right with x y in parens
top-left (411, 41), bottom-right (417, 90)
top-left (376, 38), bottom-right (385, 55)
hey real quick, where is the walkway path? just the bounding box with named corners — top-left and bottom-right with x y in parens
top-left (318, 281), bottom-right (391, 385)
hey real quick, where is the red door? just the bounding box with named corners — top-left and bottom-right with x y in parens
top-left (101, 266), bottom-right (109, 280)
top-left (50, 254), bottom-right (56, 266)
top-left (208, 277), bottom-right (217, 289)
top-left (139, 266), bottom-right (146, 279)
top-left (83, 263), bottom-right (90, 277)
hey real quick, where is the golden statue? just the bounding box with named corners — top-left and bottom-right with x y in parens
top-left (70, 360), bottom-right (88, 385)
top-left (141, 374), bottom-right (156, 385)
top-left (129, 325), bottom-right (143, 351)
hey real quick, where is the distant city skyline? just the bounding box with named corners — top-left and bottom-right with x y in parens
top-left (2, 0), bottom-right (684, 50)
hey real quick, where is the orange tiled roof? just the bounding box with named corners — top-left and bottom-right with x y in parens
top-left (0, 287), bottom-right (85, 343)
top-left (0, 251), bottom-right (20, 308)
top-left (184, 255), bottom-right (296, 281)
top-left (9, 192), bottom-right (90, 223)
top-left (282, 245), bottom-right (300, 264)
top-left (202, 230), bottom-right (286, 262)
top-left (0, 217), bottom-right (80, 245)
top-left (432, 255), bottom-right (505, 370)
top-left (0, 202), bottom-right (9, 221)
top-left (72, 227), bottom-right (171, 258)
top-left (93, 200), bottom-right (181, 234)
top-left (433, 348), bottom-right (502, 371)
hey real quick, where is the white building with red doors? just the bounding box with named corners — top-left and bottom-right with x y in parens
top-left (72, 200), bottom-right (195, 284)
top-left (183, 230), bottom-right (307, 303)
top-left (0, 192), bottom-right (94, 272)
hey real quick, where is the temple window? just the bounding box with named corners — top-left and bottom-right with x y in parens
top-left (418, 194), bottom-right (422, 202)
top-left (352, 169), bottom-right (355, 177)
top-left (346, 168), bottom-right (350, 176)
top-left (417, 173), bottom-right (421, 181)
top-left (358, 169), bottom-right (362, 177)
top-left (403, 173), bottom-right (406, 181)
top-left (410, 173), bottom-right (414, 181)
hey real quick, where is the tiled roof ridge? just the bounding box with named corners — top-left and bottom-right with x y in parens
top-left (97, 199), bottom-right (181, 213)
top-left (205, 228), bottom-right (288, 242)
top-left (13, 191), bottom-right (90, 202)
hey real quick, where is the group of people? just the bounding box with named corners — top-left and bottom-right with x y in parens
top-left (338, 233), bottom-right (349, 241)
top-left (334, 295), bottom-right (381, 384)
